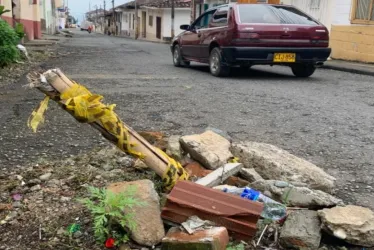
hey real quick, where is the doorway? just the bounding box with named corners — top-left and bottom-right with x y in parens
top-left (142, 11), bottom-right (146, 38)
top-left (156, 17), bottom-right (161, 39)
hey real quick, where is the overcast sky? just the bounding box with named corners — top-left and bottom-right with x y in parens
top-left (68, 0), bottom-right (129, 21)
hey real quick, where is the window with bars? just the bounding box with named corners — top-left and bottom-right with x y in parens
top-left (149, 15), bottom-right (153, 26)
top-left (351, 0), bottom-right (374, 24)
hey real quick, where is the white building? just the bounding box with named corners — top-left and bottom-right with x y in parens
top-left (282, 0), bottom-right (374, 63)
top-left (117, 0), bottom-right (191, 41)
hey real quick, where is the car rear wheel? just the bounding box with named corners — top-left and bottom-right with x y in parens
top-left (209, 47), bottom-right (230, 77)
top-left (173, 45), bottom-right (190, 67)
top-left (291, 64), bottom-right (316, 77)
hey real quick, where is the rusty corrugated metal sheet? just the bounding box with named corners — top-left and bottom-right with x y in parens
top-left (161, 181), bottom-right (264, 240)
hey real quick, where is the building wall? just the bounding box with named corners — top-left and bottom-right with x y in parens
top-left (0, 0), bottom-right (13, 25)
top-left (12, 0), bottom-right (42, 40)
top-left (162, 8), bottom-right (191, 38)
top-left (120, 9), bottom-right (136, 36)
top-left (145, 8), bottom-right (163, 40)
top-left (329, 0), bottom-right (374, 62)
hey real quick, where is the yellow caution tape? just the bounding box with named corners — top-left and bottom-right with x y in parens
top-left (27, 96), bottom-right (50, 132)
top-left (158, 149), bottom-right (189, 191)
top-left (29, 81), bottom-right (189, 191)
top-left (228, 157), bottom-right (240, 163)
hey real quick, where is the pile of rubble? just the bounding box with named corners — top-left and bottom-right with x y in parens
top-left (1, 130), bottom-right (374, 249)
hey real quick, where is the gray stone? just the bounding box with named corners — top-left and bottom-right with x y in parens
top-left (30, 185), bottom-right (41, 192)
top-left (116, 157), bottom-right (134, 168)
top-left (240, 168), bottom-right (263, 182)
top-left (60, 196), bottom-right (71, 202)
top-left (102, 163), bottom-right (114, 171)
top-left (46, 179), bottom-right (60, 187)
top-left (12, 201), bottom-right (22, 208)
top-left (251, 180), bottom-right (343, 209)
top-left (57, 227), bottom-right (66, 235)
top-left (280, 210), bottom-right (321, 249)
top-left (39, 173), bottom-right (52, 181)
top-left (166, 135), bottom-right (183, 160)
top-left (180, 131), bottom-right (233, 170)
top-left (28, 179), bottom-right (41, 185)
top-left (108, 180), bottom-right (165, 246)
top-left (318, 205), bottom-right (374, 247)
top-left (231, 142), bottom-right (336, 193)
top-left (73, 231), bottom-right (83, 238)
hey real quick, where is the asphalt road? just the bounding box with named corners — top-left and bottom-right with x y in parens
top-left (1, 30), bottom-right (373, 209)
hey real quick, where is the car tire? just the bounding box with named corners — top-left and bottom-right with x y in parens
top-left (209, 47), bottom-right (230, 77)
top-left (173, 45), bottom-right (190, 67)
top-left (291, 64), bottom-right (316, 77)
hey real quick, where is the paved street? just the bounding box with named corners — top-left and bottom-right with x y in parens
top-left (1, 30), bottom-right (373, 209)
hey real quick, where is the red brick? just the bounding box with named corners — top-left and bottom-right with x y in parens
top-left (184, 161), bottom-right (212, 179)
top-left (161, 227), bottom-right (229, 250)
top-left (224, 176), bottom-right (250, 187)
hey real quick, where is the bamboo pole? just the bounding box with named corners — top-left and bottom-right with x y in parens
top-left (27, 69), bottom-right (188, 188)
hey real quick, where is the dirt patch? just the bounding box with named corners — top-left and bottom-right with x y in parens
top-left (0, 146), bottom-right (162, 250)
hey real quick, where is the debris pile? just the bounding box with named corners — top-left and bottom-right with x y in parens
top-left (1, 69), bottom-right (371, 249)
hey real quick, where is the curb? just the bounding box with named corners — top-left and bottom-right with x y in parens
top-left (322, 64), bottom-right (374, 77)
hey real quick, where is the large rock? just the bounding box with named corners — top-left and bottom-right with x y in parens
top-left (108, 180), bottom-right (165, 246)
top-left (318, 205), bottom-right (374, 247)
top-left (280, 210), bottom-right (322, 249)
top-left (166, 135), bottom-right (183, 161)
top-left (180, 131), bottom-right (233, 170)
top-left (251, 180), bottom-right (343, 209)
top-left (240, 168), bottom-right (263, 183)
top-left (231, 142), bottom-right (336, 193)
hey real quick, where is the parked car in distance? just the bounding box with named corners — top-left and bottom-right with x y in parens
top-left (171, 3), bottom-right (331, 77)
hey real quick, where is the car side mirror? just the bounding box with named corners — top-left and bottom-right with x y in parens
top-left (180, 24), bottom-right (190, 30)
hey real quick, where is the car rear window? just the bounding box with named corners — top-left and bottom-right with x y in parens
top-left (238, 5), bottom-right (318, 25)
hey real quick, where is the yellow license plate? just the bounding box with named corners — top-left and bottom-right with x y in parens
top-left (273, 53), bottom-right (296, 63)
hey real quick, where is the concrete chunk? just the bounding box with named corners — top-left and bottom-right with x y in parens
top-left (280, 210), bottom-right (322, 249)
top-left (195, 163), bottom-right (243, 187)
top-left (180, 131), bottom-right (233, 170)
top-left (240, 168), bottom-right (263, 183)
top-left (318, 206), bottom-right (374, 247)
top-left (166, 135), bottom-right (183, 160)
top-left (231, 142), bottom-right (336, 193)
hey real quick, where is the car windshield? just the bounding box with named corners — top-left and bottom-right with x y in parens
top-left (238, 4), bottom-right (318, 25)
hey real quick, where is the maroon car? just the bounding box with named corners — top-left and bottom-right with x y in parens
top-left (171, 3), bottom-right (331, 77)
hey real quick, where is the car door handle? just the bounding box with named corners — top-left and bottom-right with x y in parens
top-left (197, 31), bottom-right (202, 38)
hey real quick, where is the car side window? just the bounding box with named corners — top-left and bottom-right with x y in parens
top-left (211, 6), bottom-right (229, 27)
top-left (193, 10), bottom-right (216, 30)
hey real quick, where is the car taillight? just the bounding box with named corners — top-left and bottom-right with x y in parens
top-left (232, 32), bottom-right (261, 44)
top-left (235, 32), bottom-right (260, 39)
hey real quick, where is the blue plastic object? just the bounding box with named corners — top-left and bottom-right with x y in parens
top-left (240, 188), bottom-right (260, 201)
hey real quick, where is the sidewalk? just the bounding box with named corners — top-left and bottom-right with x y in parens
top-left (323, 59), bottom-right (374, 77)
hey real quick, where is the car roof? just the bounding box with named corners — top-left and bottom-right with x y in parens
top-left (205, 3), bottom-right (294, 12)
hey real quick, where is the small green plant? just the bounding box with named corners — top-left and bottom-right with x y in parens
top-left (226, 242), bottom-right (245, 250)
top-left (14, 23), bottom-right (25, 41)
top-left (0, 5), bottom-right (11, 16)
top-left (79, 186), bottom-right (143, 245)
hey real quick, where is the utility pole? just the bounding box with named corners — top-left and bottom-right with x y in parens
top-left (112, 0), bottom-right (115, 35)
top-left (171, 0), bottom-right (175, 38)
top-left (103, 0), bottom-right (106, 33)
top-left (135, 0), bottom-right (138, 39)
top-left (95, 5), bottom-right (98, 30)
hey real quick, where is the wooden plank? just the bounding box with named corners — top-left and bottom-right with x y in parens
top-left (28, 69), bottom-right (189, 190)
top-left (195, 163), bottom-right (243, 187)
